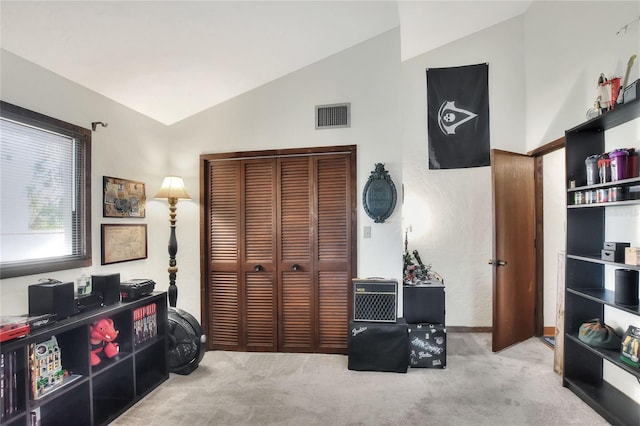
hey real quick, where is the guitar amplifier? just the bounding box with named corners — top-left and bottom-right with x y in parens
top-left (352, 278), bottom-right (397, 322)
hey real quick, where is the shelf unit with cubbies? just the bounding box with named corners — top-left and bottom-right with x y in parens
top-left (563, 98), bottom-right (640, 426)
top-left (0, 292), bottom-right (168, 426)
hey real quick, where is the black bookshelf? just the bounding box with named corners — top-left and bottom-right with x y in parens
top-left (563, 99), bottom-right (640, 426)
top-left (0, 292), bottom-right (168, 426)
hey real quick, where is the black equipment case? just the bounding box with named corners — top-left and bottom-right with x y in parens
top-left (120, 279), bottom-right (156, 302)
top-left (407, 323), bottom-right (446, 368)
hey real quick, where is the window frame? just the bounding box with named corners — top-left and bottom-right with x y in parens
top-left (0, 101), bottom-right (92, 278)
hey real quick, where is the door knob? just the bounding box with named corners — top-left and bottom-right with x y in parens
top-left (254, 264), bottom-right (262, 272)
top-left (291, 264), bottom-right (300, 271)
top-left (488, 259), bottom-right (507, 267)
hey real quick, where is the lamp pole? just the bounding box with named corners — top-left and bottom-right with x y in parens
top-left (155, 175), bottom-right (190, 308)
top-left (167, 196), bottom-right (179, 307)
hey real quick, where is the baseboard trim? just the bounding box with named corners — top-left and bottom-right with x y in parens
top-left (447, 326), bottom-right (492, 333)
top-left (543, 326), bottom-right (555, 337)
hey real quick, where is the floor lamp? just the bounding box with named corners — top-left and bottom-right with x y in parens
top-left (154, 176), bottom-right (191, 308)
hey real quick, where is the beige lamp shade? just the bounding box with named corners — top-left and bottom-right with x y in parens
top-left (154, 176), bottom-right (191, 200)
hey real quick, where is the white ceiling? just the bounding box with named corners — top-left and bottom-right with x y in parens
top-left (0, 1), bottom-right (531, 125)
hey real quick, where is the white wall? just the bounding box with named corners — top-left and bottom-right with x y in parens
top-left (158, 28), bottom-right (405, 319)
top-left (524, 1), bottom-right (640, 151)
top-left (528, 0), bottom-right (639, 332)
top-left (400, 16), bottom-right (526, 326)
top-left (0, 49), bottom-right (172, 315)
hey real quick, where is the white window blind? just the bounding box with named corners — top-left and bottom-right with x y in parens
top-left (0, 102), bottom-right (90, 278)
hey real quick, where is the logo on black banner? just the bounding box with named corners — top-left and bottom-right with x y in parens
top-left (437, 100), bottom-right (478, 135)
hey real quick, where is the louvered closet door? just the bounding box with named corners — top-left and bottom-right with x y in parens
top-left (315, 154), bottom-right (351, 352)
top-left (208, 160), bottom-right (241, 350)
top-left (204, 147), bottom-right (355, 354)
top-left (242, 159), bottom-right (277, 351)
top-left (278, 157), bottom-right (313, 351)
top-left (207, 159), bottom-right (277, 351)
top-left (278, 154), bottom-right (351, 353)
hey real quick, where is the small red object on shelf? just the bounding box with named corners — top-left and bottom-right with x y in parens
top-left (0, 322), bottom-right (30, 342)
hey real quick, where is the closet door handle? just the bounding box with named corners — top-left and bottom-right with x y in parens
top-left (254, 264), bottom-right (262, 272)
top-left (291, 264), bottom-right (300, 271)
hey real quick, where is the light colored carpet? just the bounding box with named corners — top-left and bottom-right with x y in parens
top-left (112, 333), bottom-right (608, 426)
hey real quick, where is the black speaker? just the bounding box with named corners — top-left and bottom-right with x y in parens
top-left (92, 273), bottom-right (121, 305)
top-left (615, 269), bottom-right (639, 306)
top-left (352, 279), bottom-right (397, 322)
top-left (29, 281), bottom-right (76, 319)
top-left (347, 319), bottom-right (408, 373)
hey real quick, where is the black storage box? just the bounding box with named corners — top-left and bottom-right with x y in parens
top-left (403, 284), bottom-right (445, 324)
top-left (615, 269), bottom-right (639, 306)
top-left (348, 318), bottom-right (408, 373)
top-left (603, 242), bottom-right (630, 263)
top-left (408, 323), bottom-right (446, 368)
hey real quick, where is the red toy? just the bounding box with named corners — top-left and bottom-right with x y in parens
top-left (90, 318), bottom-right (119, 366)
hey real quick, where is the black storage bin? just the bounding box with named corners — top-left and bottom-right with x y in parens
top-left (408, 323), bottom-right (446, 368)
top-left (615, 269), bottom-right (639, 306)
top-left (403, 284), bottom-right (445, 324)
top-left (348, 319), bottom-right (408, 373)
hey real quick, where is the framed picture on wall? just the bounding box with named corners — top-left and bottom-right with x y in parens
top-left (101, 224), bottom-right (147, 265)
top-left (103, 176), bottom-right (146, 218)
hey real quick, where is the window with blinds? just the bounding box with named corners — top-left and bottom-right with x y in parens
top-left (0, 101), bottom-right (91, 278)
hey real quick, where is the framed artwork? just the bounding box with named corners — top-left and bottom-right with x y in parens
top-left (101, 224), bottom-right (147, 265)
top-left (103, 176), bottom-right (146, 218)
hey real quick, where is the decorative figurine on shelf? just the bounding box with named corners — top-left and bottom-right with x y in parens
top-left (403, 228), bottom-right (431, 285)
top-left (90, 317), bottom-right (119, 366)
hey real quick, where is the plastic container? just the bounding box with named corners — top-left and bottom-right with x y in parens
top-left (574, 191), bottom-right (584, 205)
top-left (609, 149), bottom-right (629, 181)
top-left (627, 148), bottom-right (638, 178)
top-left (609, 187), bottom-right (622, 202)
top-left (585, 155), bottom-right (599, 185)
top-left (598, 158), bottom-right (611, 183)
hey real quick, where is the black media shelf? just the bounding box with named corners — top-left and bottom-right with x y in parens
top-left (563, 377), bottom-right (640, 426)
top-left (0, 292), bottom-right (168, 426)
top-left (563, 96), bottom-right (640, 426)
top-left (566, 254), bottom-right (640, 271)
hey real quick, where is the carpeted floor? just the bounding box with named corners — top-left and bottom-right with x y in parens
top-left (112, 333), bottom-right (608, 426)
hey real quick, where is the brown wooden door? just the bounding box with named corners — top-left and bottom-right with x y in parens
top-left (206, 159), bottom-right (278, 352)
top-left (278, 156), bottom-right (313, 351)
top-left (276, 154), bottom-right (352, 353)
top-left (203, 146), bottom-right (356, 354)
top-left (242, 159), bottom-right (277, 351)
top-left (491, 149), bottom-right (536, 352)
top-left (314, 155), bottom-right (352, 352)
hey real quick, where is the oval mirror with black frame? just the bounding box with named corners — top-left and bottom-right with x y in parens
top-left (362, 163), bottom-right (397, 223)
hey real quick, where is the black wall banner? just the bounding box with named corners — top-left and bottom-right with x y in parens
top-left (427, 63), bottom-right (490, 169)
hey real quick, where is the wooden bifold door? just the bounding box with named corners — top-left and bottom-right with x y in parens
top-left (200, 146), bottom-right (356, 354)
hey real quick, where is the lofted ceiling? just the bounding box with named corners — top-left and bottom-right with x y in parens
top-left (0, 1), bottom-right (531, 125)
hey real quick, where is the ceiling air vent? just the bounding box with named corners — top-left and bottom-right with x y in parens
top-left (315, 103), bottom-right (350, 129)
